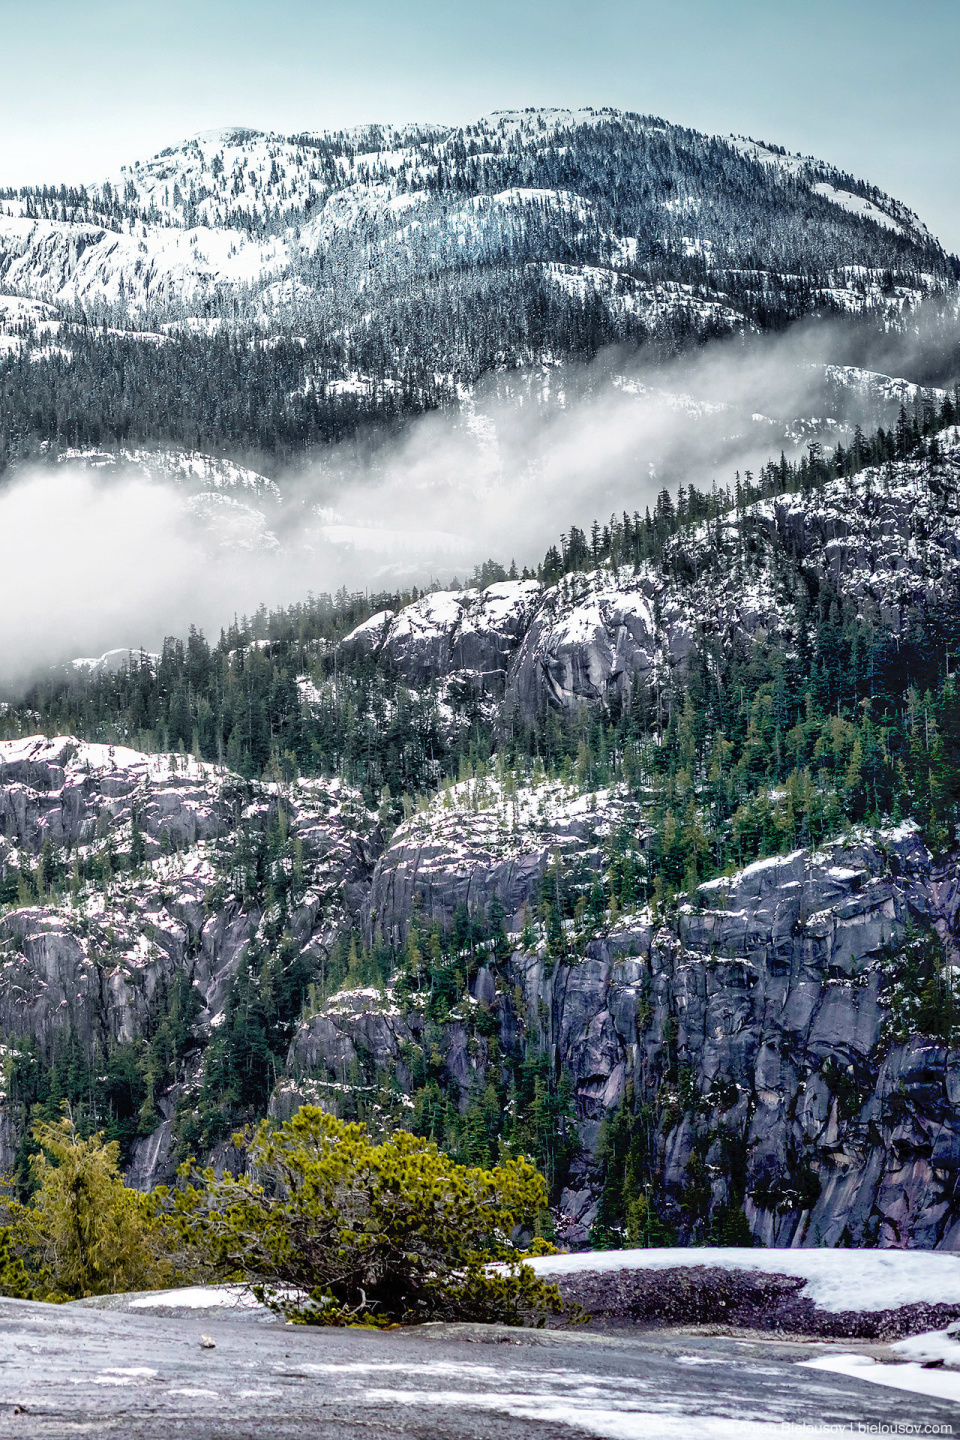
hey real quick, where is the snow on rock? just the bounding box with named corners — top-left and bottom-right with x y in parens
top-left (503, 433), bottom-right (960, 720)
top-left (70, 648), bottom-right (158, 675)
top-left (342, 580), bottom-right (541, 693)
top-left (800, 1352), bottom-right (960, 1405)
top-left (365, 775), bottom-right (636, 945)
top-left (523, 1246), bottom-right (960, 1313)
top-left (892, 1326), bottom-right (960, 1368)
top-left (50, 446), bottom-right (283, 554)
top-left (541, 263), bottom-right (746, 332)
top-left (56, 446), bottom-right (282, 501)
top-left (128, 1285), bottom-right (266, 1311)
top-left (728, 136), bottom-right (935, 241)
top-left (0, 212), bottom-right (289, 313)
top-left (328, 432), bottom-right (960, 728)
top-left (822, 363), bottom-right (948, 408)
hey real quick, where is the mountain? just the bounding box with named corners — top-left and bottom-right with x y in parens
top-left (2, 110), bottom-right (952, 326)
top-left (1, 108), bottom-right (957, 483)
top-left (3, 108), bottom-right (960, 1253)
top-left (3, 413), bottom-right (960, 1249)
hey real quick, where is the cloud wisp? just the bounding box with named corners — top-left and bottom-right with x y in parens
top-left (1, 313), bottom-right (955, 688)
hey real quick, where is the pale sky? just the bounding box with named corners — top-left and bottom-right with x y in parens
top-left (1, 0), bottom-right (958, 250)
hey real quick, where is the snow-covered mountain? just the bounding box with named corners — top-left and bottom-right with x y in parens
top-left (1, 108), bottom-right (954, 334)
top-left (1, 105), bottom-right (957, 598)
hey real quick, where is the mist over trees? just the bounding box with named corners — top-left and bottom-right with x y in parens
top-left (2, 109), bottom-right (957, 476)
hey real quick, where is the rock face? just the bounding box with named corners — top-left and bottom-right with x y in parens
top-left (0, 736), bottom-right (234, 856)
top-left (339, 435), bottom-right (960, 726)
top-left (341, 581), bottom-right (541, 696)
top-left (508, 436), bottom-right (960, 720)
top-left (8, 419), bottom-right (960, 1257)
top-left (284, 813), bottom-right (960, 1251)
top-left (605, 827), bottom-right (960, 1252)
top-left (2, 737), bottom-right (960, 1250)
top-left (504, 574), bottom-right (664, 719)
top-left (364, 776), bottom-right (638, 946)
top-left (0, 737), bottom-right (378, 1184)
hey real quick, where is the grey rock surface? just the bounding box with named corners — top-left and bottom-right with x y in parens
top-left (0, 739), bottom-right (379, 1185)
top-left (341, 580), bottom-right (541, 696)
top-left (288, 813), bottom-right (960, 1250)
top-left (336, 437), bottom-right (960, 725)
top-left (0, 1295), bottom-right (954, 1437)
top-left (365, 776), bottom-right (637, 945)
top-left (4, 725), bottom-right (960, 1249)
top-left (506, 444), bottom-right (960, 720)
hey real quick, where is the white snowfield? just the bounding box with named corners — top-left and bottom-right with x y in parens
top-left (524, 1248), bottom-right (960, 1408)
top-left (524, 1246), bottom-right (960, 1314)
top-left (366, 1389), bottom-right (810, 1440)
top-left (802, 1351), bottom-right (960, 1405)
top-left (128, 1285), bottom-right (264, 1310)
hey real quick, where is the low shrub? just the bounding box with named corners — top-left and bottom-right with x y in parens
top-left (1, 1115), bottom-right (174, 1301)
top-left (167, 1106), bottom-right (568, 1327)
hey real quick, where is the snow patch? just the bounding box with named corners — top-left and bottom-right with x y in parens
top-left (128, 1284), bottom-right (265, 1310)
top-left (800, 1352), bottom-right (960, 1405)
top-left (523, 1246), bottom-right (960, 1313)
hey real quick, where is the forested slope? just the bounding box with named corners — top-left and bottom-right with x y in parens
top-left (2, 411), bottom-right (960, 1248)
top-left (1, 108), bottom-right (957, 473)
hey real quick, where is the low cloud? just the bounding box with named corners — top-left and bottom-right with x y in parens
top-left (1, 309), bottom-right (956, 688)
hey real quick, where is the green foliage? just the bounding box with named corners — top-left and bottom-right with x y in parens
top-left (541, 404), bottom-right (959, 584)
top-left (0, 1226), bottom-right (32, 1299)
top-left (880, 923), bottom-right (960, 1046)
top-left (1, 1114), bottom-right (173, 1301)
top-left (3, 969), bottom-right (202, 1195)
top-left (590, 1092), bottom-right (676, 1248)
top-left (820, 1058), bottom-right (870, 1122)
top-left (168, 1107), bottom-right (568, 1327)
top-left (4, 412), bottom-right (960, 889)
top-left (705, 1203), bottom-right (754, 1247)
top-left (623, 1191), bottom-right (678, 1249)
top-left (388, 907), bottom-right (578, 1200)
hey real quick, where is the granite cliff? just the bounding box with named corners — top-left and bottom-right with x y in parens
top-left (3, 437), bottom-right (960, 1250)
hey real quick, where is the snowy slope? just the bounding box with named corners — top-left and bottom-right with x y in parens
top-left (728, 136), bottom-right (936, 242)
top-left (0, 107), bottom-right (952, 328)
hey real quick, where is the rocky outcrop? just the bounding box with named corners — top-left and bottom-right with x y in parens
top-left (341, 581), bottom-right (541, 695)
top-left (283, 816), bottom-right (960, 1251)
top-left (4, 736), bottom-right (960, 1252)
top-left (365, 776), bottom-right (638, 945)
top-left (0, 738), bottom-right (378, 1183)
top-left (505, 445), bottom-right (960, 720)
top-left (504, 573), bottom-right (666, 719)
top-left (0, 736), bottom-right (238, 858)
top-left (335, 437), bottom-right (960, 726)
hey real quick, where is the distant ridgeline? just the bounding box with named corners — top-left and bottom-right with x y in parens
top-left (0, 107), bottom-right (958, 472)
top-left (6, 395), bottom-right (960, 875)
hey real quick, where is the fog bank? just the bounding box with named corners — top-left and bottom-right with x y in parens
top-left (2, 313), bottom-right (956, 687)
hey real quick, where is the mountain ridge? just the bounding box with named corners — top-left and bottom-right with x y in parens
top-left (2, 102), bottom-right (957, 497)
top-left (2, 106), bottom-right (953, 327)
